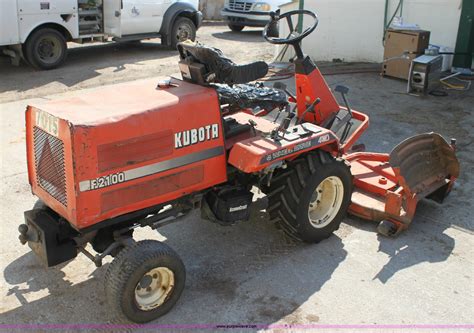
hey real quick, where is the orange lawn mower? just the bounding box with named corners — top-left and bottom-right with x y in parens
top-left (19, 10), bottom-right (459, 323)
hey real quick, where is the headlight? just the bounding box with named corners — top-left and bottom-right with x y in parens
top-left (253, 3), bottom-right (271, 11)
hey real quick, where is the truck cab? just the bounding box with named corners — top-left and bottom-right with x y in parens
top-left (0, 0), bottom-right (202, 69)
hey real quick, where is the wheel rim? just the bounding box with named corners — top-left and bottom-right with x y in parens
top-left (308, 176), bottom-right (344, 228)
top-left (37, 36), bottom-right (62, 64)
top-left (134, 267), bottom-right (175, 311)
top-left (176, 23), bottom-right (192, 41)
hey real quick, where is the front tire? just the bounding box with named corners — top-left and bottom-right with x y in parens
top-left (104, 240), bottom-right (186, 323)
top-left (24, 28), bottom-right (67, 70)
top-left (265, 151), bottom-right (353, 243)
top-left (170, 17), bottom-right (197, 48)
top-left (228, 24), bottom-right (244, 32)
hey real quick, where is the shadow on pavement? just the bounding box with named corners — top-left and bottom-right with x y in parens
top-left (4, 252), bottom-right (72, 306)
top-left (1, 198), bottom-right (347, 325)
top-left (212, 30), bottom-right (265, 43)
top-left (2, 251), bottom-right (107, 324)
top-left (345, 200), bottom-right (455, 284)
top-left (0, 41), bottom-right (176, 95)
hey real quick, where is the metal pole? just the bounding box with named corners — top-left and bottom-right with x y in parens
top-left (297, 0), bottom-right (305, 33)
top-left (453, 0), bottom-right (474, 69)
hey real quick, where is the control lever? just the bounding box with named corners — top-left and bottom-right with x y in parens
top-left (334, 85), bottom-right (353, 142)
top-left (273, 102), bottom-right (290, 124)
top-left (298, 98), bottom-right (320, 125)
top-left (273, 82), bottom-right (296, 101)
top-left (280, 116), bottom-right (292, 132)
top-left (334, 85), bottom-right (353, 117)
top-left (271, 105), bottom-right (294, 140)
top-left (248, 119), bottom-right (257, 136)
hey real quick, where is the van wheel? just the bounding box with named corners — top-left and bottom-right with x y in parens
top-left (170, 17), bottom-right (196, 48)
top-left (228, 24), bottom-right (244, 32)
top-left (24, 28), bottom-right (67, 70)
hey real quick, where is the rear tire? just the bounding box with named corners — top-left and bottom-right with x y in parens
top-left (228, 24), bottom-right (244, 32)
top-left (170, 17), bottom-right (197, 49)
top-left (24, 28), bottom-right (67, 70)
top-left (264, 151), bottom-right (352, 243)
top-left (104, 240), bottom-right (186, 323)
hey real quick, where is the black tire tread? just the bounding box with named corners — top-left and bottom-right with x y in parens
top-left (286, 177), bottom-right (300, 204)
top-left (170, 17), bottom-right (197, 48)
top-left (228, 24), bottom-right (244, 32)
top-left (265, 151), bottom-right (352, 242)
top-left (104, 240), bottom-right (185, 323)
top-left (24, 28), bottom-right (67, 70)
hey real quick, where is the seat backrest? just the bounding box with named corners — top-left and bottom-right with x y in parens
top-left (177, 41), bottom-right (269, 85)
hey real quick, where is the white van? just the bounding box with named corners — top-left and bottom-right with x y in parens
top-left (0, 0), bottom-right (201, 69)
top-left (221, 0), bottom-right (286, 33)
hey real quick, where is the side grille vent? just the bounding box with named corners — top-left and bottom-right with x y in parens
top-left (33, 127), bottom-right (67, 206)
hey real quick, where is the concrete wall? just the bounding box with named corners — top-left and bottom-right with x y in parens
top-left (279, 0), bottom-right (462, 62)
top-left (199, 0), bottom-right (225, 20)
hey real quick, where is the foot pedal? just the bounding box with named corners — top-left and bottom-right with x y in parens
top-left (329, 109), bottom-right (352, 134)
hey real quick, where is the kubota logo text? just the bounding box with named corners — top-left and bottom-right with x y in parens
top-left (175, 124), bottom-right (220, 149)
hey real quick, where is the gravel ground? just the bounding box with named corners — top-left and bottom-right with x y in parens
top-left (0, 22), bottom-right (273, 103)
top-left (0, 22), bottom-right (473, 331)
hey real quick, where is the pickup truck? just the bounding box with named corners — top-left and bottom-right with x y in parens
top-left (0, 0), bottom-right (202, 69)
top-left (221, 0), bottom-right (286, 33)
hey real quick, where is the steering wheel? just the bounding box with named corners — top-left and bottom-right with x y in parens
top-left (263, 10), bottom-right (319, 45)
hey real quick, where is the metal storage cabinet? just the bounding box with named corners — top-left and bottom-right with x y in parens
top-left (382, 29), bottom-right (430, 80)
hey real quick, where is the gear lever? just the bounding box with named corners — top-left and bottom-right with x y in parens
top-left (271, 104), bottom-right (294, 140)
top-left (334, 85), bottom-right (353, 142)
top-left (273, 82), bottom-right (296, 101)
top-left (334, 85), bottom-right (353, 117)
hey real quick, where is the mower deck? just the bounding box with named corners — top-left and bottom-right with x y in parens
top-left (346, 133), bottom-right (459, 235)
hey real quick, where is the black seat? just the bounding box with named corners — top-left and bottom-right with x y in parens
top-left (177, 41), bottom-right (288, 111)
top-left (214, 83), bottom-right (288, 112)
top-left (177, 41), bottom-right (269, 85)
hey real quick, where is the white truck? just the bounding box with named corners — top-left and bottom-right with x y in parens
top-left (221, 0), bottom-right (286, 33)
top-left (0, 0), bottom-right (202, 69)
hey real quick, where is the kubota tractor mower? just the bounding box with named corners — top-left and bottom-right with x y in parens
top-left (19, 10), bottom-right (459, 323)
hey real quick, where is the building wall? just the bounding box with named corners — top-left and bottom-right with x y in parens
top-left (199, 0), bottom-right (225, 20)
top-left (279, 0), bottom-right (462, 62)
